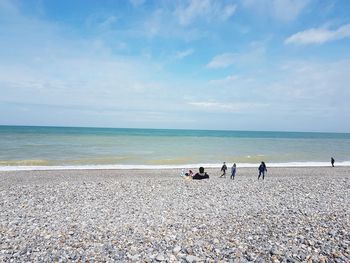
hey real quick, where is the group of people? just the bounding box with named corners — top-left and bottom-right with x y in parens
top-left (219, 162), bottom-right (237, 180)
top-left (181, 157), bottom-right (336, 181)
top-left (181, 161), bottom-right (267, 180)
top-left (220, 161), bottom-right (266, 180)
top-left (181, 167), bottom-right (209, 180)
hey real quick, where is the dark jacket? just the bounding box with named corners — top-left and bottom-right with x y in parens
top-left (258, 164), bottom-right (267, 172)
top-left (221, 164), bottom-right (227, 171)
top-left (192, 172), bottom-right (209, 180)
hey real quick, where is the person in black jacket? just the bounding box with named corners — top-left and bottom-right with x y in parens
top-left (258, 161), bottom-right (267, 180)
top-left (220, 162), bottom-right (227, 177)
top-left (193, 167), bottom-right (209, 180)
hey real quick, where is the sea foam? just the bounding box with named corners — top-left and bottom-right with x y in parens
top-left (1, 161), bottom-right (350, 171)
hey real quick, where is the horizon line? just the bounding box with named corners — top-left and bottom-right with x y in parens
top-left (0, 124), bottom-right (349, 135)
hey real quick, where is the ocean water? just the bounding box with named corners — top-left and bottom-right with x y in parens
top-left (1, 125), bottom-right (350, 170)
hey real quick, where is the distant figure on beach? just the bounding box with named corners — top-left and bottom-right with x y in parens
top-left (331, 157), bottom-right (335, 167)
top-left (220, 162), bottom-right (227, 177)
top-left (192, 167), bottom-right (209, 180)
top-left (258, 161), bottom-right (267, 180)
top-left (185, 170), bottom-right (194, 177)
top-left (231, 163), bottom-right (236, 180)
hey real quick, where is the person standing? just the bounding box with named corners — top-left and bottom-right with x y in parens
top-left (231, 163), bottom-right (237, 180)
top-left (220, 162), bottom-right (227, 177)
top-left (258, 161), bottom-right (267, 180)
top-left (331, 157), bottom-right (335, 167)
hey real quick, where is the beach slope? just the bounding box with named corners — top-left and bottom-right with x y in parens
top-left (0, 167), bottom-right (349, 261)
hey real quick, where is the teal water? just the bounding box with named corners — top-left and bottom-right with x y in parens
top-left (1, 125), bottom-right (350, 167)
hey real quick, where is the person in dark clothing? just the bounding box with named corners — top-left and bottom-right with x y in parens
top-left (231, 163), bottom-right (237, 180)
top-left (220, 162), bottom-right (227, 177)
top-left (192, 167), bottom-right (209, 180)
top-left (258, 161), bottom-right (267, 180)
top-left (331, 157), bottom-right (335, 167)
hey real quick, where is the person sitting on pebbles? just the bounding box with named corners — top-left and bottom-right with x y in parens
top-left (192, 167), bottom-right (209, 180)
top-left (185, 170), bottom-right (194, 177)
top-left (182, 169), bottom-right (194, 180)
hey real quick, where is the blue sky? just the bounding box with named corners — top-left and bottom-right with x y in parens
top-left (1, 0), bottom-right (350, 132)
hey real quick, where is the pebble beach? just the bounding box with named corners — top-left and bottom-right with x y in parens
top-left (0, 167), bottom-right (349, 262)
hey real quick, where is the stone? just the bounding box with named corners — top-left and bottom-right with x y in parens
top-left (173, 246), bottom-right (181, 254)
top-left (186, 255), bottom-right (201, 262)
top-left (155, 254), bottom-right (166, 261)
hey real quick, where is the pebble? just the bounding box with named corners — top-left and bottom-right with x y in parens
top-left (155, 254), bottom-right (166, 261)
top-left (186, 255), bottom-right (201, 262)
top-left (172, 246), bottom-right (181, 254)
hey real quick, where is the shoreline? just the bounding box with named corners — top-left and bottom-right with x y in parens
top-left (0, 160), bottom-right (349, 171)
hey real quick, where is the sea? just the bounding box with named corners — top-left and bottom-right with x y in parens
top-left (1, 125), bottom-right (350, 171)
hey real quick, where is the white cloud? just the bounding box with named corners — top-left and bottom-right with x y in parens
top-left (202, 58), bottom-right (350, 119)
top-left (1, 0), bottom-right (350, 131)
top-left (285, 23), bottom-right (350, 45)
top-left (175, 0), bottom-right (236, 26)
top-left (175, 48), bottom-right (194, 59)
top-left (242, 0), bottom-right (310, 22)
top-left (207, 42), bottom-right (266, 70)
top-left (85, 14), bottom-right (119, 32)
top-left (136, 8), bottom-right (205, 41)
top-left (98, 15), bottom-right (118, 30)
top-left (118, 1), bottom-right (236, 41)
top-left (249, 58), bottom-right (350, 130)
top-left (0, 1), bottom-right (175, 115)
top-left (143, 9), bottom-right (164, 37)
top-left (274, 60), bottom-right (350, 101)
top-left (207, 53), bottom-right (236, 69)
top-left (188, 101), bottom-right (269, 112)
top-left (222, 4), bottom-right (237, 20)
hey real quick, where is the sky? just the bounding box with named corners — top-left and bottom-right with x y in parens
top-left (1, 0), bottom-right (350, 132)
